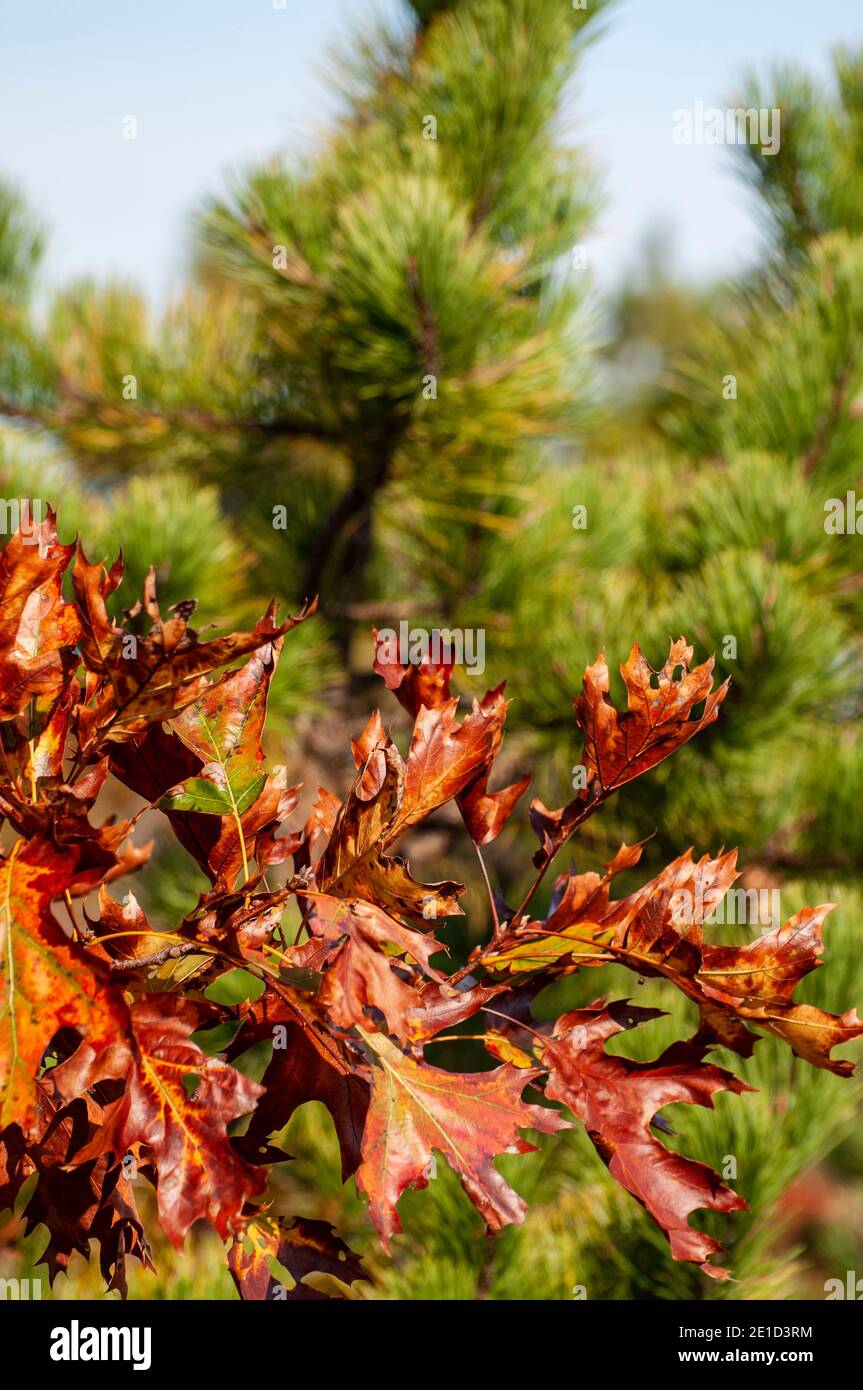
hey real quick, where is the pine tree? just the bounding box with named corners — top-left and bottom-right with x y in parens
top-left (486, 45), bottom-right (863, 883)
top-left (0, 1), bottom-right (602, 635)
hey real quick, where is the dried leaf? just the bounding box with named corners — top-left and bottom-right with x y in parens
top-left (73, 553), bottom-right (313, 752)
top-left (53, 995), bottom-right (265, 1245)
top-left (232, 988), bottom-right (369, 1180)
top-left (356, 1030), bottom-right (566, 1250)
top-left (0, 839), bottom-right (128, 1132)
top-left (531, 639), bottom-right (728, 864)
top-left (229, 1214), bottom-right (365, 1300)
top-left (540, 1000), bottom-right (749, 1277)
top-left (0, 509), bottom-right (81, 721)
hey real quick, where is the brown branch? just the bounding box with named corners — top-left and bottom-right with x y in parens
top-left (0, 389), bottom-right (344, 446)
top-left (801, 366), bottom-right (851, 474)
top-left (406, 256), bottom-right (442, 380)
top-left (301, 430), bottom-right (407, 608)
top-left (106, 942), bottom-right (199, 972)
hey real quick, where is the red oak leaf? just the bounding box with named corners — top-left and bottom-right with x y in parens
top-left (540, 1000), bottom-right (749, 1277)
top-left (355, 1030), bottom-right (567, 1250)
top-left (53, 994), bottom-right (265, 1246)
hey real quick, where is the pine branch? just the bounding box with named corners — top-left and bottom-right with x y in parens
top-left (0, 388), bottom-right (344, 444)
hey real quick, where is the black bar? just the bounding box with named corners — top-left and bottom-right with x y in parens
top-left (0, 1295), bottom-right (858, 1375)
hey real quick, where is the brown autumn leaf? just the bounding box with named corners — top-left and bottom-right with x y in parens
top-left (167, 641), bottom-right (277, 799)
top-left (577, 638), bottom-right (728, 791)
top-left (0, 1119), bottom-right (27, 1215)
top-left (86, 886), bottom-right (172, 966)
top-left (255, 775), bottom-right (306, 869)
top-left (483, 840), bottom-right (649, 975)
top-left (0, 676), bottom-right (77, 785)
top-left (387, 697), bottom-right (507, 842)
top-left (316, 727), bottom-right (404, 885)
top-left (158, 641), bottom-right (293, 887)
top-left (181, 884), bottom-right (291, 966)
top-left (0, 757), bottom-right (153, 897)
top-left (310, 893), bottom-right (446, 974)
top-left (231, 987), bottom-right (369, 1179)
top-left (455, 685), bottom-right (530, 845)
top-left (325, 697), bottom-right (496, 868)
top-left (404, 978), bottom-right (510, 1043)
top-left (372, 640), bottom-right (529, 845)
top-left (2, 1081), bottom-right (152, 1294)
top-left (52, 994), bottom-right (265, 1246)
top-left (698, 907), bottom-right (863, 1074)
top-left (372, 627), bottom-right (454, 716)
top-left (598, 859), bottom-right (862, 1070)
top-left (317, 717), bottom-right (465, 921)
top-left (487, 848), bottom-right (862, 1073)
top-left (0, 512), bottom-right (855, 1296)
top-left (0, 508), bottom-right (81, 721)
top-left (337, 847), bottom-right (464, 925)
top-left (109, 702), bottom-right (301, 892)
top-left (0, 837), bottom-right (129, 1133)
top-left (72, 551), bottom-right (314, 752)
top-left (289, 784), bottom-right (341, 874)
top-left (531, 639), bottom-right (728, 864)
top-left (228, 1213), bottom-right (366, 1300)
top-left (106, 720), bottom-right (258, 888)
top-left (106, 717), bottom-right (201, 806)
top-left (311, 894), bottom-right (446, 1043)
top-left (540, 1000), bottom-right (749, 1277)
top-left (355, 1030), bottom-right (567, 1250)
top-left (177, 764), bottom-right (300, 893)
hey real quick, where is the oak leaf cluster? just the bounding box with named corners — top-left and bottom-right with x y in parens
top-left (0, 511), bottom-right (859, 1296)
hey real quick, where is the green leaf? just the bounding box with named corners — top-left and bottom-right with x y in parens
top-left (159, 771), bottom-right (268, 818)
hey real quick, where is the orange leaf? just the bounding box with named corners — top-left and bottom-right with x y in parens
top-left (0, 838), bottom-right (128, 1133)
top-left (0, 508), bottom-right (81, 721)
top-left (355, 1030), bottom-right (566, 1250)
top-left (54, 994), bottom-right (265, 1246)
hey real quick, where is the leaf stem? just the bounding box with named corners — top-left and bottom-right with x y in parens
top-left (471, 838), bottom-right (500, 937)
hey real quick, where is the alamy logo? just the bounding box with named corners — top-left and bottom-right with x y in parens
top-left (824, 1271), bottom-right (863, 1299)
top-left (672, 102), bottom-right (781, 156)
top-left (0, 1276), bottom-right (41, 1299)
top-left (824, 491), bottom-right (863, 534)
top-left (376, 620), bottom-right (485, 676)
top-left (49, 1320), bottom-right (152, 1371)
top-left (670, 884), bottom-right (781, 929)
top-left (0, 497), bottom-right (46, 552)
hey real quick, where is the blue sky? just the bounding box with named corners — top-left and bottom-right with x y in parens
top-left (1, 0), bottom-right (859, 301)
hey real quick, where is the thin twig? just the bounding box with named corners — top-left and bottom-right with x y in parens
top-left (471, 838), bottom-right (500, 937)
